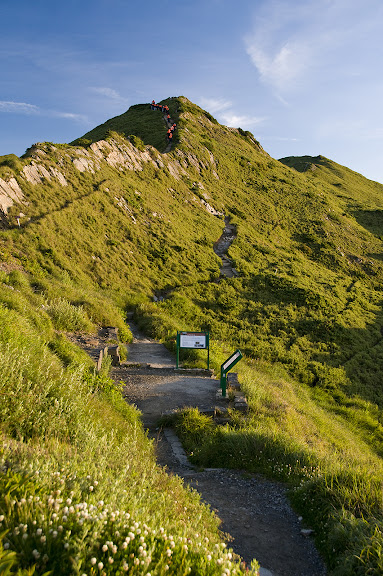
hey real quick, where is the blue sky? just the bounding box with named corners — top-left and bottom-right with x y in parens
top-left (1, 0), bottom-right (383, 183)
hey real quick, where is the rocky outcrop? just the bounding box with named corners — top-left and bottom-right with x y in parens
top-left (0, 135), bottom-right (219, 218)
top-left (0, 177), bottom-right (24, 213)
top-left (0, 138), bottom-right (162, 217)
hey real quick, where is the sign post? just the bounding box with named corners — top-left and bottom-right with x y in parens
top-left (220, 349), bottom-right (243, 397)
top-left (176, 331), bottom-right (210, 370)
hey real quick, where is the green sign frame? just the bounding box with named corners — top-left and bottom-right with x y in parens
top-left (176, 331), bottom-right (210, 369)
top-left (220, 349), bottom-right (243, 397)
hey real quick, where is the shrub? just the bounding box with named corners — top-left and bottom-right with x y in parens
top-left (129, 134), bottom-right (145, 151)
top-left (45, 298), bottom-right (94, 332)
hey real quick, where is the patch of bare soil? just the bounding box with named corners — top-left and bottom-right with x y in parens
top-left (213, 216), bottom-right (238, 278)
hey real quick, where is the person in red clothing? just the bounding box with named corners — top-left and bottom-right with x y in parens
top-left (151, 100), bottom-right (155, 110)
top-left (168, 131), bottom-right (173, 142)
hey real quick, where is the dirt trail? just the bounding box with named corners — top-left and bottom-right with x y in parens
top-left (111, 326), bottom-right (327, 576)
top-left (214, 216), bottom-right (238, 278)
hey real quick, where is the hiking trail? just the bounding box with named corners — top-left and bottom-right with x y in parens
top-left (214, 216), bottom-right (238, 278)
top-left (110, 325), bottom-right (326, 576)
top-left (71, 109), bottom-right (326, 575)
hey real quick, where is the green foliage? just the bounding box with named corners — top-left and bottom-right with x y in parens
top-left (75, 138), bottom-right (91, 148)
top-left (0, 298), bottom-right (252, 575)
top-left (73, 101), bottom-right (178, 152)
top-left (128, 134), bottom-right (145, 151)
top-left (3, 95), bottom-right (383, 573)
top-left (0, 154), bottom-right (23, 176)
top-left (45, 298), bottom-right (94, 332)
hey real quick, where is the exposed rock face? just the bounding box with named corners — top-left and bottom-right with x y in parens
top-left (0, 138), bottom-right (161, 217)
top-left (0, 177), bottom-right (24, 213)
top-left (0, 135), bottom-right (222, 218)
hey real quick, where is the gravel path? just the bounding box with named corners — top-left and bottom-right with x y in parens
top-left (111, 328), bottom-right (327, 576)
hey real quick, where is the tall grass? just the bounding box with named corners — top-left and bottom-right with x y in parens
top-left (2, 95), bottom-right (383, 573)
top-left (0, 299), bottom-right (257, 575)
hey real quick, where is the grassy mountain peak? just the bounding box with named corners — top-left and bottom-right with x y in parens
top-left (1, 97), bottom-right (383, 574)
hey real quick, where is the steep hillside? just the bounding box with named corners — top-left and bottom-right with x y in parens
top-left (280, 153), bottom-right (383, 241)
top-left (1, 96), bottom-right (383, 574)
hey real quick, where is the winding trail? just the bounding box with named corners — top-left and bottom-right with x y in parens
top-left (214, 216), bottom-right (238, 278)
top-left (72, 118), bottom-right (326, 574)
top-left (110, 324), bottom-right (326, 576)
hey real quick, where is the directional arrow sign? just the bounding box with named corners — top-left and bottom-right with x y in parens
top-left (222, 349), bottom-right (242, 374)
top-left (220, 349), bottom-right (243, 397)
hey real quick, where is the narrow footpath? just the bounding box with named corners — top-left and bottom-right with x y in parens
top-left (214, 216), bottom-right (238, 278)
top-left (111, 325), bottom-right (326, 576)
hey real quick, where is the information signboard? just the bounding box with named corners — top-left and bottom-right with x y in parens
top-left (179, 332), bottom-right (207, 349)
top-left (176, 331), bottom-right (210, 369)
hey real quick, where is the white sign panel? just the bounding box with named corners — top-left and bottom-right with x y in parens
top-left (222, 350), bottom-right (241, 372)
top-left (179, 333), bottom-right (207, 349)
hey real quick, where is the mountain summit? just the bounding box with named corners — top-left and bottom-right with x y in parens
top-left (1, 96), bottom-right (383, 575)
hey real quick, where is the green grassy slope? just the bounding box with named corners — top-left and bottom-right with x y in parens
top-left (1, 96), bottom-right (383, 574)
top-left (72, 100), bottom-right (180, 152)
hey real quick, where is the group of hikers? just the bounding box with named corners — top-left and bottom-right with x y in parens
top-left (150, 100), bottom-right (177, 145)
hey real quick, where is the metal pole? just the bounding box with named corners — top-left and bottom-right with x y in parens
top-left (207, 332), bottom-right (210, 371)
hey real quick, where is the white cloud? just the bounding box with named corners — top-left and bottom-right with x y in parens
top-left (245, 39), bottom-right (310, 92)
top-left (220, 112), bottom-right (264, 129)
top-left (53, 111), bottom-right (89, 123)
top-left (0, 100), bottom-right (88, 124)
top-left (243, 0), bottom-right (382, 94)
top-left (198, 97), bottom-right (232, 114)
top-left (90, 86), bottom-right (129, 103)
top-left (0, 101), bottom-right (39, 114)
top-left (197, 96), bottom-right (264, 130)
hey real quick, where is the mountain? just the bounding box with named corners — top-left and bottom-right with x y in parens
top-left (1, 96), bottom-right (383, 575)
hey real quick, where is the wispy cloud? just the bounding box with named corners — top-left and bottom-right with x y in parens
top-left (263, 136), bottom-right (300, 142)
top-left (0, 100), bottom-right (88, 124)
top-left (53, 111), bottom-right (89, 123)
top-left (198, 97), bottom-right (265, 130)
top-left (245, 39), bottom-right (310, 92)
top-left (90, 86), bottom-right (129, 104)
top-left (220, 112), bottom-right (264, 129)
top-left (0, 101), bottom-right (39, 114)
top-left (198, 97), bottom-right (232, 114)
top-left (244, 0), bottom-right (382, 94)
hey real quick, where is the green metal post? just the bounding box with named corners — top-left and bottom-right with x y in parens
top-left (220, 368), bottom-right (227, 397)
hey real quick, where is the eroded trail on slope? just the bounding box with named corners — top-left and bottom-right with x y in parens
top-left (213, 216), bottom-right (238, 278)
top-left (111, 324), bottom-right (326, 576)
